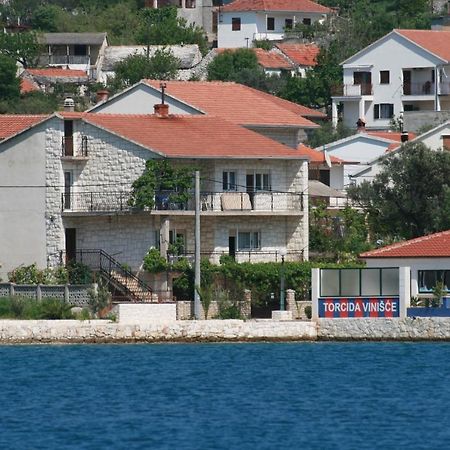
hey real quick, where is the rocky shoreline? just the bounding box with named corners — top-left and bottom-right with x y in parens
top-left (2, 318), bottom-right (450, 344)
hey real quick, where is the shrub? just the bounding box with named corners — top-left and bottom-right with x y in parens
top-left (38, 298), bottom-right (74, 320)
top-left (143, 248), bottom-right (169, 273)
top-left (88, 279), bottom-right (112, 316)
top-left (0, 296), bottom-right (74, 319)
top-left (67, 261), bottom-right (92, 284)
top-left (304, 305), bottom-right (312, 319)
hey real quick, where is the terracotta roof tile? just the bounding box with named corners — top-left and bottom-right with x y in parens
top-left (396, 29), bottom-right (450, 62)
top-left (297, 143), bottom-right (344, 164)
top-left (0, 115), bottom-right (49, 140)
top-left (26, 68), bottom-right (88, 78)
top-left (360, 230), bottom-right (450, 258)
top-left (222, 0), bottom-right (331, 13)
top-left (366, 131), bottom-right (416, 142)
top-left (20, 78), bottom-right (39, 94)
top-left (144, 80), bottom-right (319, 127)
top-left (253, 48), bottom-right (294, 69)
top-left (84, 113), bottom-right (309, 159)
top-left (276, 43), bottom-right (319, 66)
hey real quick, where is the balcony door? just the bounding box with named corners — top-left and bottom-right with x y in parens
top-left (65, 228), bottom-right (76, 263)
top-left (353, 71), bottom-right (371, 95)
top-left (64, 120), bottom-right (73, 156)
top-left (403, 70), bottom-right (411, 95)
top-left (64, 171), bottom-right (72, 210)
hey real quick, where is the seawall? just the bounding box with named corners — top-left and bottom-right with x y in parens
top-left (3, 318), bottom-right (450, 343)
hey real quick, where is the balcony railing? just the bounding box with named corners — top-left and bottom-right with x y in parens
top-left (332, 83), bottom-right (373, 96)
top-left (39, 55), bottom-right (90, 66)
top-left (439, 82), bottom-right (450, 96)
top-left (61, 191), bottom-right (305, 213)
top-left (61, 136), bottom-right (88, 158)
top-left (403, 82), bottom-right (435, 96)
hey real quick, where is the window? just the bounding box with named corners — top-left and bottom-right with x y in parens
top-left (232, 17), bottom-right (241, 31)
top-left (419, 270), bottom-right (450, 293)
top-left (185, 0), bottom-right (195, 8)
top-left (442, 135), bottom-right (450, 151)
top-left (169, 230), bottom-right (186, 255)
top-left (380, 70), bottom-right (390, 84)
top-left (73, 45), bottom-right (87, 56)
top-left (374, 103), bottom-right (394, 119)
top-left (267, 17), bottom-right (275, 30)
top-left (255, 173), bottom-right (270, 191)
top-left (223, 171), bottom-right (237, 191)
top-left (302, 18), bottom-right (311, 25)
top-left (285, 18), bottom-right (293, 29)
top-left (238, 231), bottom-right (260, 250)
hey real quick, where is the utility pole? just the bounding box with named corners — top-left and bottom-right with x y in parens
top-left (194, 170), bottom-right (201, 319)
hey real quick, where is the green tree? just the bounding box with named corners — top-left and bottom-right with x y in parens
top-left (208, 49), bottom-right (259, 81)
top-left (129, 160), bottom-right (195, 210)
top-left (0, 32), bottom-right (41, 68)
top-left (0, 55), bottom-right (20, 101)
top-left (348, 142), bottom-right (450, 240)
top-left (112, 48), bottom-right (179, 89)
top-left (307, 121), bottom-right (354, 148)
top-left (134, 6), bottom-right (207, 55)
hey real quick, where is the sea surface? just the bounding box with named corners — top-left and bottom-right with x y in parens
top-left (1, 342), bottom-right (449, 449)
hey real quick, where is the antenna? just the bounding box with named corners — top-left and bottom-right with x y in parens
top-left (160, 82), bottom-right (167, 105)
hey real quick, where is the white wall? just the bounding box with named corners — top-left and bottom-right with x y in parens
top-left (0, 125), bottom-right (47, 279)
top-left (92, 84), bottom-right (202, 115)
top-left (218, 12), bottom-right (258, 48)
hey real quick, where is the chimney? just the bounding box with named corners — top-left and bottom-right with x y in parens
top-left (401, 131), bottom-right (409, 143)
top-left (96, 89), bottom-right (109, 103)
top-left (63, 97), bottom-right (75, 112)
top-left (356, 118), bottom-right (366, 133)
top-left (154, 103), bottom-right (169, 118)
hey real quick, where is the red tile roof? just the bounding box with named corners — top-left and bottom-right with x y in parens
top-left (253, 48), bottom-right (293, 69)
top-left (222, 0), bottom-right (331, 13)
top-left (144, 80), bottom-right (319, 127)
top-left (84, 113), bottom-right (309, 159)
top-left (20, 78), bottom-right (39, 94)
top-left (396, 29), bottom-right (450, 62)
top-left (276, 43), bottom-right (319, 66)
top-left (0, 115), bottom-right (49, 140)
top-left (361, 230), bottom-right (450, 258)
top-left (366, 131), bottom-right (417, 142)
top-left (297, 143), bottom-right (344, 164)
top-left (26, 68), bottom-right (88, 78)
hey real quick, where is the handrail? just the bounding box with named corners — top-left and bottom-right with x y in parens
top-left (74, 249), bottom-right (152, 302)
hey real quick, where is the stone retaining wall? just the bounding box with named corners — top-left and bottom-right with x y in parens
top-left (0, 319), bottom-right (316, 344)
top-left (3, 318), bottom-right (450, 344)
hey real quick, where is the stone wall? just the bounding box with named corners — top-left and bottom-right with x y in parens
top-left (0, 319), bottom-right (317, 343)
top-left (318, 318), bottom-right (450, 340)
top-left (114, 303), bottom-right (177, 324)
top-left (4, 317), bottom-right (450, 343)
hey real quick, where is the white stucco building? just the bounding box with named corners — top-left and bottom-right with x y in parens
top-left (332, 29), bottom-right (450, 130)
top-left (351, 120), bottom-right (450, 184)
top-left (217, 0), bottom-right (331, 48)
top-left (361, 230), bottom-right (450, 299)
top-left (0, 107), bottom-right (310, 284)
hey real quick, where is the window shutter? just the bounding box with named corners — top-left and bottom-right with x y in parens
top-left (374, 104), bottom-right (379, 119)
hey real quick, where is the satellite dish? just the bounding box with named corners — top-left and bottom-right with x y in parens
top-left (324, 150), bottom-right (332, 168)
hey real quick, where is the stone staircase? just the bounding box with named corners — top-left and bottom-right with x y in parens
top-left (110, 271), bottom-right (156, 303)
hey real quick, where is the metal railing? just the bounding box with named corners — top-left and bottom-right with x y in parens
top-left (62, 136), bottom-right (88, 158)
top-left (69, 249), bottom-right (153, 302)
top-left (40, 55), bottom-right (90, 65)
top-left (403, 82), bottom-right (435, 96)
top-left (332, 83), bottom-right (373, 96)
top-left (168, 250), bottom-right (306, 264)
top-left (61, 191), bottom-right (305, 213)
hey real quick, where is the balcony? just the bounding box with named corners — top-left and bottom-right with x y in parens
top-left (61, 136), bottom-right (89, 160)
top-left (403, 81), bottom-right (435, 96)
top-left (332, 83), bottom-right (373, 97)
top-left (439, 81), bottom-right (450, 96)
top-left (61, 191), bottom-right (305, 214)
top-left (38, 55), bottom-right (90, 66)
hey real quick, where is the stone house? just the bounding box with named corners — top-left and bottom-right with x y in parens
top-left (332, 29), bottom-right (450, 130)
top-left (0, 106), bottom-right (309, 284)
top-left (217, 0), bottom-right (331, 48)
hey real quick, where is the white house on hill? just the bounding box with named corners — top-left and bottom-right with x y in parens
top-left (217, 0), bottom-right (331, 48)
top-left (332, 29), bottom-right (450, 130)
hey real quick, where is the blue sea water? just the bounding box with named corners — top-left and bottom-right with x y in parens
top-left (1, 342), bottom-right (449, 450)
